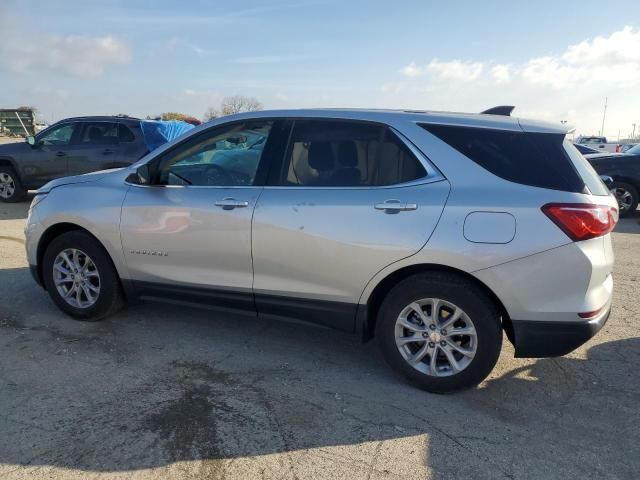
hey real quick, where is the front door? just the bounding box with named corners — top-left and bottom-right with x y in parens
top-left (20, 122), bottom-right (77, 185)
top-left (251, 119), bottom-right (450, 330)
top-left (120, 119), bottom-right (279, 311)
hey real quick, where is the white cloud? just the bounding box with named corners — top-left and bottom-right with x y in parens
top-left (427, 59), bottom-right (484, 81)
top-left (401, 61), bottom-right (422, 77)
top-left (402, 59), bottom-right (484, 81)
top-left (522, 26), bottom-right (640, 89)
top-left (0, 32), bottom-right (131, 78)
top-left (390, 26), bottom-right (640, 136)
top-left (490, 64), bottom-right (512, 84)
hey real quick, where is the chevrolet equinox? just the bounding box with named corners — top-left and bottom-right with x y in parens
top-left (25, 108), bottom-right (617, 393)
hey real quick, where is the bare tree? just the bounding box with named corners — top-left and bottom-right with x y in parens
top-left (220, 96), bottom-right (263, 116)
top-left (203, 106), bottom-right (219, 121)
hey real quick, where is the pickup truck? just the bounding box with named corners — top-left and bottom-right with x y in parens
top-left (575, 136), bottom-right (621, 153)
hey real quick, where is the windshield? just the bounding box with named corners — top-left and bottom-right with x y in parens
top-left (626, 144), bottom-right (640, 155)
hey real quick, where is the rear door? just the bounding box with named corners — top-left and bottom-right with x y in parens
top-left (68, 121), bottom-right (124, 175)
top-left (251, 119), bottom-right (450, 331)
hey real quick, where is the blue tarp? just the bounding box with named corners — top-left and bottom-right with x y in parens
top-left (140, 120), bottom-right (195, 152)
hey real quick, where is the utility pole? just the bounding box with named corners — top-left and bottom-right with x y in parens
top-left (633, 123), bottom-right (637, 139)
top-left (600, 97), bottom-right (607, 137)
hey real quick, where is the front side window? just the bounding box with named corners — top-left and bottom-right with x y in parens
top-left (279, 120), bottom-right (426, 187)
top-left (39, 123), bottom-right (75, 146)
top-left (79, 122), bottom-right (120, 145)
top-left (156, 121), bottom-right (273, 187)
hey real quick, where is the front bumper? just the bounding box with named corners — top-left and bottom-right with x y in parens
top-left (29, 264), bottom-right (44, 288)
top-left (508, 305), bottom-right (611, 358)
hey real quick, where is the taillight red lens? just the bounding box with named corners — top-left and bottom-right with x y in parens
top-left (542, 203), bottom-right (618, 241)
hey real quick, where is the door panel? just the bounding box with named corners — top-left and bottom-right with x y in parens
top-left (251, 181), bottom-right (450, 329)
top-left (120, 185), bottom-right (261, 292)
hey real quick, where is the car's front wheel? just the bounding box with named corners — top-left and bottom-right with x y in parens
top-left (42, 231), bottom-right (124, 321)
top-left (0, 166), bottom-right (26, 203)
top-left (376, 272), bottom-right (502, 393)
top-left (609, 181), bottom-right (638, 217)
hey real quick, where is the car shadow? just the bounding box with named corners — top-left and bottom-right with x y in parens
top-left (0, 194), bottom-right (33, 220)
top-left (614, 210), bottom-right (640, 233)
top-left (0, 265), bottom-right (638, 479)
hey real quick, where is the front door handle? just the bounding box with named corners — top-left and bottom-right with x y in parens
top-left (56, 151), bottom-right (67, 157)
top-left (215, 198), bottom-right (249, 210)
top-left (374, 200), bottom-right (418, 213)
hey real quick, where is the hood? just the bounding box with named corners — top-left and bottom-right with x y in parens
top-left (0, 139), bottom-right (31, 155)
top-left (38, 167), bottom-right (126, 193)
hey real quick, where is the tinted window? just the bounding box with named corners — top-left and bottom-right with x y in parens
top-left (118, 124), bottom-right (135, 142)
top-left (280, 120), bottom-right (426, 187)
top-left (421, 124), bottom-right (585, 192)
top-left (626, 144), bottom-right (640, 155)
top-left (156, 121), bottom-right (272, 187)
top-left (80, 122), bottom-right (119, 145)
top-left (564, 141), bottom-right (610, 196)
top-left (39, 123), bottom-right (75, 146)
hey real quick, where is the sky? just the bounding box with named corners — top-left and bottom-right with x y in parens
top-left (1, 0), bottom-right (640, 138)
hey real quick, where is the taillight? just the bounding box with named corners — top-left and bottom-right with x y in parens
top-left (615, 144), bottom-right (622, 153)
top-left (542, 203), bottom-right (618, 241)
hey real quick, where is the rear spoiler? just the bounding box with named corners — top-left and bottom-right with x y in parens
top-left (481, 105), bottom-right (515, 116)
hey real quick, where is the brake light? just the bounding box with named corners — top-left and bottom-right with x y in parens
top-left (542, 203), bottom-right (618, 241)
top-left (615, 144), bottom-right (622, 153)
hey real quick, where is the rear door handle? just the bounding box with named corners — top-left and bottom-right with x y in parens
top-left (215, 198), bottom-right (249, 210)
top-left (374, 200), bottom-right (418, 212)
top-left (55, 152), bottom-right (66, 157)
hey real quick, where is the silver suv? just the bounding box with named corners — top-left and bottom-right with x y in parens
top-left (25, 108), bottom-right (618, 393)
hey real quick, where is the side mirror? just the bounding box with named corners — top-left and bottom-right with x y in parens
top-left (26, 136), bottom-right (36, 146)
top-left (600, 175), bottom-right (613, 186)
top-left (126, 164), bottom-right (151, 185)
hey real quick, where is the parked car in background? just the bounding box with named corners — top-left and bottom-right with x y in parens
top-left (585, 143), bottom-right (640, 216)
top-left (573, 143), bottom-right (600, 155)
top-left (0, 116), bottom-right (194, 202)
top-left (25, 108), bottom-right (617, 393)
top-left (619, 143), bottom-right (638, 153)
top-left (575, 135), bottom-right (621, 153)
top-left (0, 116), bottom-right (148, 202)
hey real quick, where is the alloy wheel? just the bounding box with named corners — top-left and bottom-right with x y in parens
top-left (53, 248), bottom-right (101, 308)
top-left (0, 172), bottom-right (15, 199)
top-left (394, 298), bottom-right (477, 377)
top-left (612, 186), bottom-right (633, 213)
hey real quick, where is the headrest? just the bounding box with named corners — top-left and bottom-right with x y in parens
top-left (308, 141), bottom-right (334, 172)
top-left (337, 141), bottom-right (358, 167)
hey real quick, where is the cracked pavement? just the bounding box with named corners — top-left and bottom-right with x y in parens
top-left (1, 199), bottom-right (639, 479)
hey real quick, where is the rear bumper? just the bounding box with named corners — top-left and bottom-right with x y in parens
top-left (508, 305), bottom-right (610, 358)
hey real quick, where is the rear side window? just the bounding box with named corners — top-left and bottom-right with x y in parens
top-left (79, 122), bottom-right (120, 145)
top-left (280, 120), bottom-right (426, 187)
top-left (564, 141), bottom-right (610, 195)
top-left (118, 124), bottom-right (135, 142)
top-left (421, 124), bottom-right (585, 192)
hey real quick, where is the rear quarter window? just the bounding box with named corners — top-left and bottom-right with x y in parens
top-left (420, 124), bottom-right (586, 193)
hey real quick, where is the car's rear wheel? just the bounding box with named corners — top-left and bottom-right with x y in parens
top-left (42, 231), bottom-right (124, 321)
top-left (610, 181), bottom-right (638, 217)
top-left (376, 272), bottom-right (502, 393)
top-left (0, 166), bottom-right (26, 203)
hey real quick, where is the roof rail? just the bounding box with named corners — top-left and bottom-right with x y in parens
top-left (480, 105), bottom-right (515, 116)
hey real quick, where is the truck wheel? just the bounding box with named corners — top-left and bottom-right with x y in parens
top-left (0, 166), bottom-right (26, 203)
top-left (376, 272), bottom-right (502, 394)
top-left (610, 182), bottom-right (638, 217)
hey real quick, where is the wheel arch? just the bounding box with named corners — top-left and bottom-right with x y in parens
top-left (0, 157), bottom-right (20, 177)
top-left (36, 222), bottom-right (132, 299)
top-left (610, 175), bottom-right (640, 192)
top-left (358, 263), bottom-right (512, 342)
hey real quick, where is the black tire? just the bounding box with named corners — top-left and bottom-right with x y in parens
top-left (376, 272), bottom-right (502, 394)
top-left (0, 165), bottom-right (27, 203)
top-left (610, 181), bottom-right (639, 217)
top-left (42, 231), bottom-right (124, 321)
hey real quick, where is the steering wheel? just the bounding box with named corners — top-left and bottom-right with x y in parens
top-left (203, 164), bottom-right (231, 186)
